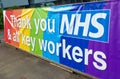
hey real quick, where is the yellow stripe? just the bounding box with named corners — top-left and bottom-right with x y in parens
top-left (19, 9), bottom-right (34, 52)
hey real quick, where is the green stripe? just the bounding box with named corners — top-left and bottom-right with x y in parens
top-left (30, 8), bottom-right (48, 56)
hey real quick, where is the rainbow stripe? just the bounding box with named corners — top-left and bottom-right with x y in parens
top-left (4, 1), bottom-right (120, 79)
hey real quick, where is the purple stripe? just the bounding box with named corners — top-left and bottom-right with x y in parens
top-left (86, 1), bottom-right (120, 79)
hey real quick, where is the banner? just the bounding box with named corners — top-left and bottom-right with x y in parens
top-left (4, 1), bottom-right (120, 79)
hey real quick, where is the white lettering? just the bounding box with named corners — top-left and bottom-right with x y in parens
top-left (60, 14), bottom-right (75, 34)
top-left (93, 51), bottom-right (107, 70)
top-left (56, 43), bottom-right (61, 56)
top-left (89, 13), bottom-right (106, 38)
top-left (48, 19), bottom-right (55, 33)
top-left (8, 29), bottom-right (11, 40)
top-left (62, 39), bottom-right (72, 60)
top-left (48, 41), bottom-right (55, 54)
top-left (40, 19), bottom-right (47, 31)
top-left (72, 46), bottom-right (83, 63)
top-left (31, 37), bottom-right (36, 51)
top-left (38, 39), bottom-right (47, 52)
top-left (34, 19), bottom-right (40, 34)
top-left (74, 14), bottom-right (91, 36)
top-left (85, 49), bottom-right (93, 65)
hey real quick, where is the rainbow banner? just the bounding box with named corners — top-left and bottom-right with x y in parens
top-left (4, 1), bottom-right (120, 79)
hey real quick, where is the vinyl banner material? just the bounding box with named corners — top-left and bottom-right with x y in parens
top-left (4, 1), bottom-right (120, 79)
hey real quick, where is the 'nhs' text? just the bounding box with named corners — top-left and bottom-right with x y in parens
top-left (59, 10), bottom-right (110, 42)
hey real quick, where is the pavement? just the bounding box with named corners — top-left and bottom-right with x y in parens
top-left (0, 29), bottom-right (95, 79)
